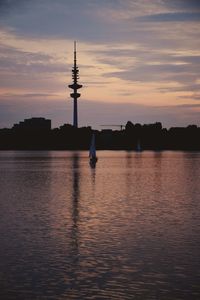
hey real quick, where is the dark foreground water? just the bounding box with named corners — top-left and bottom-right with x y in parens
top-left (0, 151), bottom-right (200, 300)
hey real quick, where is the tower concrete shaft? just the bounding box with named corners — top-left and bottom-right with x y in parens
top-left (68, 41), bottom-right (82, 128)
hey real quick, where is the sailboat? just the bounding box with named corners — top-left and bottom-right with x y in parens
top-left (136, 139), bottom-right (142, 152)
top-left (89, 133), bottom-right (98, 166)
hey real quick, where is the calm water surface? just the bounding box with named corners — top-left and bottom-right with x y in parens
top-left (0, 151), bottom-right (200, 299)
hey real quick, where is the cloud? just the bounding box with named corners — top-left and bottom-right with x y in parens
top-left (0, 0), bottom-right (200, 128)
top-left (0, 0), bottom-right (27, 13)
top-left (0, 44), bottom-right (67, 74)
top-left (160, 83), bottom-right (200, 93)
top-left (104, 62), bottom-right (199, 84)
top-left (93, 48), bottom-right (200, 93)
top-left (163, 0), bottom-right (200, 10)
top-left (0, 0), bottom-right (127, 41)
top-left (0, 43), bottom-right (69, 94)
top-left (179, 94), bottom-right (200, 101)
top-left (1, 92), bottom-right (59, 98)
top-left (0, 0), bottom-right (199, 47)
top-left (137, 12), bottom-right (200, 22)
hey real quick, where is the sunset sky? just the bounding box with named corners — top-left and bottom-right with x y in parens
top-left (0, 0), bottom-right (200, 128)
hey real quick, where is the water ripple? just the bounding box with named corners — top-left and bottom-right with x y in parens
top-left (0, 151), bottom-right (200, 299)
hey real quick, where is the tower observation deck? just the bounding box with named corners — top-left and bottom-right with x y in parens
top-left (68, 41), bottom-right (82, 128)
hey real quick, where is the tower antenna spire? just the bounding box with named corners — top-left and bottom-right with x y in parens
top-left (68, 41), bottom-right (82, 128)
top-left (74, 41), bottom-right (76, 66)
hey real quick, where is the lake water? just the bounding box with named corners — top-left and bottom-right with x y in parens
top-left (0, 151), bottom-right (200, 299)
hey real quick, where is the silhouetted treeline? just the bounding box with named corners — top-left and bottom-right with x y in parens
top-left (0, 121), bottom-right (200, 150)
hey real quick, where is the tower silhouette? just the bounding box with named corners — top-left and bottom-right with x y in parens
top-left (68, 41), bottom-right (82, 128)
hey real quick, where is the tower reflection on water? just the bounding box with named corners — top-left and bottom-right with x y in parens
top-left (70, 151), bottom-right (96, 255)
top-left (70, 152), bottom-right (96, 232)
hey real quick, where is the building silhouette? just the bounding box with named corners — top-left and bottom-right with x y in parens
top-left (1, 118), bottom-right (200, 150)
top-left (68, 41), bottom-right (82, 128)
top-left (13, 117), bottom-right (51, 131)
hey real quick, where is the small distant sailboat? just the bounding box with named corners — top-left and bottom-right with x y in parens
top-left (136, 140), bottom-right (142, 152)
top-left (89, 133), bottom-right (98, 167)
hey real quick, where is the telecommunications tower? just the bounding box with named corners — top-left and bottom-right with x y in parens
top-left (68, 41), bottom-right (82, 128)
